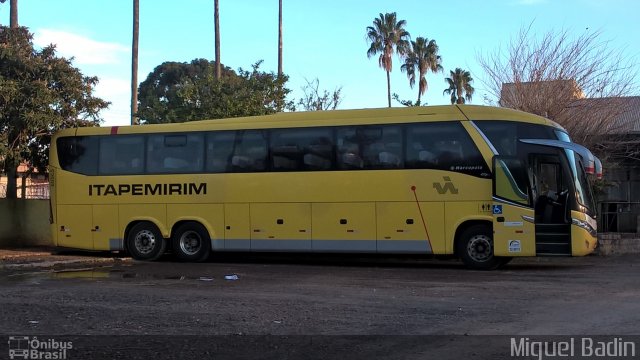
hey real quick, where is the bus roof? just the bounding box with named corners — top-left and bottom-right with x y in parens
top-left (56, 105), bottom-right (565, 137)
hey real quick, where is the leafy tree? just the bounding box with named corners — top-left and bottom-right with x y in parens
top-left (0, 26), bottom-right (109, 198)
top-left (366, 12), bottom-right (410, 107)
top-left (137, 59), bottom-right (292, 123)
top-left (401, 37), bottom-right (442, 105)
top-left (443, 68), bottom-right (475, 104)
top-left (391, 93), bottom-right (420, 107)
top-left (297, 78), bottom-right (342, 111)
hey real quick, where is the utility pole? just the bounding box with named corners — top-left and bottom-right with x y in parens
top-left (131, 0), bottom-right (139, 125)
top-left (277, 0), bottom-right (283, 77)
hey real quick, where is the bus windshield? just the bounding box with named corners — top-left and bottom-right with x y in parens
top-left (566, 149), bottom-right (596, 215)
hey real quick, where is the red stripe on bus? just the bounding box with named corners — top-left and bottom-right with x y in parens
top-left (111, 126), bottom-right (119, 135)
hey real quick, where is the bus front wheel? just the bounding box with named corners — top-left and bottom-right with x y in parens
top-left (126, 222), bottom-right (167, 261)
top-left (457, 224), bottom-right (501, 270)
top-left (171, 222), bottom-right (211, 262)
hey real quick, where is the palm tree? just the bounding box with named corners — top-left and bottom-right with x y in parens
top-left (214, 0), bottom-right (221, 80)
top-left (131, 0), bottom-right (139, 125)
top-left (443, 68), bottom-right (474, 104)
top-left (401, 37), bottom-right (442, 105)
top-left (366, 12), bottom-right (410, 107)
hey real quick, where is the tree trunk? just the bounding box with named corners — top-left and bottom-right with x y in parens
top-left (131, 0), bottom-right (139, 125)
top-left (20, 173), bottom-right (26, 199)
top-left (386, 70), bottom-right (391, 107)
top-left (214, 0), bottom-right (221, 80)
top-left (4, 159), bottom-right (17, 199)
top-left (277, 0), bottom-right (283, 77)
top-left (9, 0), bottom-right (17, 28)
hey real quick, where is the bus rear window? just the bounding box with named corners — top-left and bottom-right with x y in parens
top-left (56, 137), bottom-right (98, 175)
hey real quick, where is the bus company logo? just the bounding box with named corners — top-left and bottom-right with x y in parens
top-left (8, 336), bottom-right (73, 359)
top-left (508, 240), bottom-right (521, 253)
top-left (88, 182), bottom-right (207, 196)
top-left (432, 176), bottom-right (459, 195)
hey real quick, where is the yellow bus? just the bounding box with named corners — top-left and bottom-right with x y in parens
top-left (49, 105), bottom-right (600, 269)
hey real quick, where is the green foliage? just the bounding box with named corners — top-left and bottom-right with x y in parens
top-left (297, 78), bottom-right (342, 111)
top-left (443, 68), bottom-right (475, 104)
top-left (0, 26), bottom-right (109, 198)
top-left (590, 177), bottom-right (614, 202)
top-left (137, 59), bottom-right (292, 124)
top-left (392, 93), bottom-right (421, 107)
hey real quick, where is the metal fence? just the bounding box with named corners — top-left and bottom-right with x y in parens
top-left (0, 183), bottom-right (50, 199)
top-left (599, 202), bottom-right (640, 233)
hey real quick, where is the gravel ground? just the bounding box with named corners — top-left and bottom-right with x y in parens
top-left (0, 252), bottom-right (638, 359)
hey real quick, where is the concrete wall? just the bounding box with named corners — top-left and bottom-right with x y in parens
top-left (0, 199), bottom-right (51, 247)
top-left (597, 233), bottom-right (640, 256)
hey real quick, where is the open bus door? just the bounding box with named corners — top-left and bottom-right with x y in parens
top-left (492, 156), bottom-right (536, 257)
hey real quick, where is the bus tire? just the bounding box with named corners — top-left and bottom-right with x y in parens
top-left (171, 222), bottom-right (211, 262)
top-left (456, 224), bottom-right (500, 270)
top-left (127, 222), bottom-right (166, 261)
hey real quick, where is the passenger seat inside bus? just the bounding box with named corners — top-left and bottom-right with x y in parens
top-left (231, 146), bottom-right (267, 171)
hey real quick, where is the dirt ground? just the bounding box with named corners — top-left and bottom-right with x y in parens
top-left (0, 253), bottom-right (639, 359)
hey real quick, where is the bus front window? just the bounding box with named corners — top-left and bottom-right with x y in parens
top-left (566, 150), bottom-right (596, 216)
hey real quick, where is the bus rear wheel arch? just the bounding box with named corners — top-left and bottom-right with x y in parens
top-left (455, 223), bottom-right (508, 270)
top-left (171, 222), bottom-right (211, 262)
top-left (126, 222), bottom-right (167, 261)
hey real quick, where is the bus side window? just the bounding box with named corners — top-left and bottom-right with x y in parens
top-left (147, 134), bottom-right (204, 174)
top-left (99, 136), bottom-right (145, 175)
top-left (206, 131), bottom-right (236, 173)
top-left (337, 127), bottom-right (363, 170)
top-left (376, 126), bottom-right (402, 169)
top-left (405, 122), bottom-right (487, 176)
top-left (271, 128), bottom-right (334, 171)
top-left (230, 130), bottom-right (267, 172)
top-left (304, 137), bottom-right (333, 171)
top-left (56, 136), bottom-right (98, 175)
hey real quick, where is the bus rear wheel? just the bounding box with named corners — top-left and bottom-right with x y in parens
top-left (457, 224), bottom-right (501, 270)
top-left (126, 222), bottom-right (166, 261)
top-left (171, 222), bottom-right (211, 262)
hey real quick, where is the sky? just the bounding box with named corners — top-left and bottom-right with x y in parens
top-left (3, 0), bottom-right (639, 127)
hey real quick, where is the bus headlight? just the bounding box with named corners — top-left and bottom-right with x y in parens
top-left (572, 218), bottom-right (597, 237)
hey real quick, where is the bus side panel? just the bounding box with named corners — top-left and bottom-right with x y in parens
top-left (376, 202), bottom-right (444, 254)
top-left (250, 203), bottom-right (311, 251)
top-left (57, 205), bottom-right (93, 250)
top-left (93, 205), bottom-right (119, 250)
top-left (492, 203), bottom-right (536, 257)
top-left (311, 203), bottom-right (376, 252)
top-left (166, 204), bottom-right (225, 250)
top-left (119, 204), bottom-right (168, 238)
top-left (224, 203), bottom-right (251, 250)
